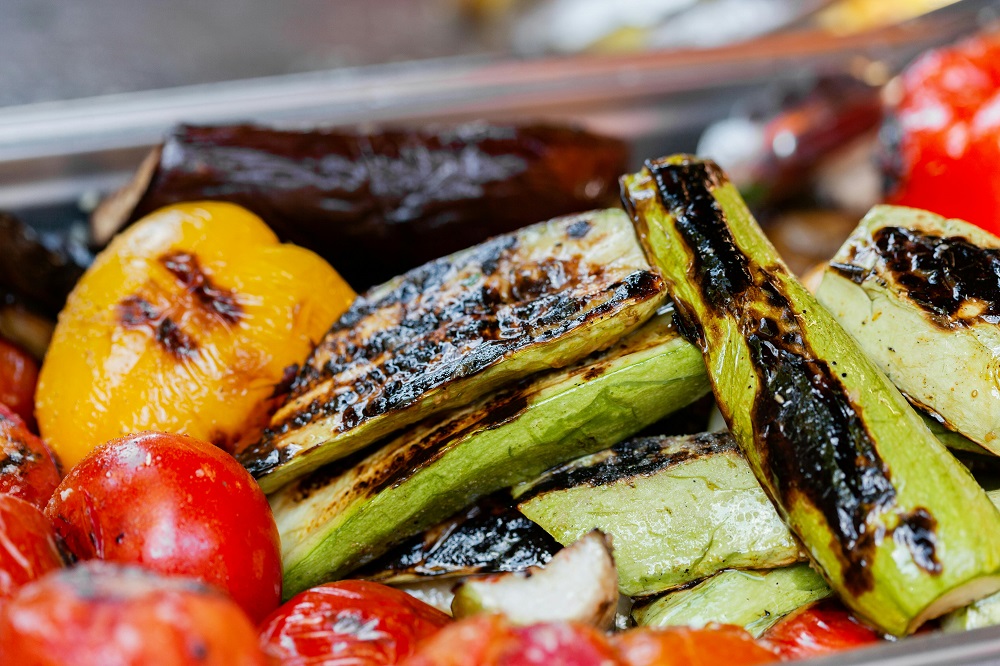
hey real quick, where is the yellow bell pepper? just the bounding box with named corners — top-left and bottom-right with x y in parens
top-left (36, 202), bottom-right (354, 468)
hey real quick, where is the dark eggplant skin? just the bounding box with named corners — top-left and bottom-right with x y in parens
top-left (356, 494), bottom-right (560, 583)
top-left (92, 122), bottom-right (629, 289)
top-left (0, 213), bottom-right (88, 318)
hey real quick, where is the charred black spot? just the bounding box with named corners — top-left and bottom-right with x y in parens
top-left (647, 159), bottom-right (752, 311)
top-left (357, 493), bottom-right (560, 580)
top-left (566, 219), bottom-right (592, 239)
top-left (271, 364), bottom-right (300, 399)
top-left (672, 301), bottom-right (706, 349)
top-left (119, 296), bottom-right (198, 360)
top-left (118, 295), bottom-right (159, 327)
top-left (829, 261), bottom-right (869, 285)
top-left (155, 317), bottom-right (198, 359)
top-left (874, 226), bottom-right (1000, 327)
top-left (893, 508), bottom-right (941, 575)
top-left (160, 251), bottom-right (243, 324)
top-left (516, 432), bottom-right (736, 503)
top-left (581, 363), bottom-right (609, 382)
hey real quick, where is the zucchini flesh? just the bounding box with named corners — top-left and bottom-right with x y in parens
top-left (242, 209), bottom-right (667, 492)
top-left (514, 432), bottom-right (804, 597)
top-left (621, 155), bottom-right (1000, 636)
top-left (270, 312), bottom-right (709, 597)
top-left (631, 565), bottom-right (832, 637)
top-left (816, 205), bottom-right (1000, 453)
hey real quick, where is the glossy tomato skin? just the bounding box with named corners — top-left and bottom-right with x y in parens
top-left (0, 495), bottom-right (64, 601)
top-left (0, 337), bottom-right (38, 428)
top-left (0, 404), bottom-right (61, 508)
top-left (260, 580), bottom-right (450, 665)
top-left (45, 431), bottom-right (281, 623)
top-left (761, 600), bottom-right (882, 661)
top-left (400, 615), bottom-right (621, 666)
top-left (613, 625), bottom-right (778, 666)
top-left (886, 31), bottom-right (1000, 235)
top-left (0, 561), bottom-right (269, 666)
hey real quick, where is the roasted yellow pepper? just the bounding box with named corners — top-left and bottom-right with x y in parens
top-left (36, 202), bottom-right (354, 468)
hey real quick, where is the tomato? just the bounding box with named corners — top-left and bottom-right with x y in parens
top-left (761, 600), bottom-right (882, 660)
top-left (400, 615), bottom-right (621, 666)
top-left (260, 580), bottom-right (451, 665)
top-left (885, 31), bottom-right (1000, 235)
top-left (45, 431), bottom-right (281, 623)
top-left (0, 337), bottom-right (38, 428)
top-left (0, 561), bottom-right (268, 665)
top-left (0, 495), bottom-right (64, 601)
top-left (0, 404), bottom-right (61, 508)
top-left (612, 625), bottom-right (778, 666)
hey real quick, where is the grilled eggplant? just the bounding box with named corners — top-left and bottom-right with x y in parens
top-left (621, 155), bottom-right (1000, 636)
top-left (631, 565), bottom-right (832, 637)
top-left (269, 311), bottom-right (709, 597)
top-left (816, 205), bottom-right (1000, 454)
top-left (514, 432), bottom-right (803, 597)
top-left (92, 122), bottom-right (628, 288)
top-left (451, 530), bottom-right (618, 629)
top-left (357, 494), bottom-right (561, 583)
top-left (243, 209), bottom-right (667, 492)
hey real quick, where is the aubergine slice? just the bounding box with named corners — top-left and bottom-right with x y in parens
top-left (631, 565), bottom-right (832, 637)
top-left (242, 209), bottom-right (667, 492)
top-left (91, 122), bottom-right (628, 289)
top-left (357, 494), bottom-right (561, 583)
top-left (514, 432), bottom-right (804, 597)
top-left (269, 311), bottom-right (709, 598)
top-left (621, 155), bottom-right (1000, 636)
top-left (450, 530), bottom-right (617, 629)
top-left (816, 205), bottom-right (1000, 454)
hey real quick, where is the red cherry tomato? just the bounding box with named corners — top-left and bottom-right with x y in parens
top-left (761, 600), bottom-right (882, 661)
top-left (0, 495), bottom-right (64, 601)
top-left (259, 580), bottom-right (451, 665)
top-left (886, 31), bottom-right (1000, 235)
top-left (45, 431), bottom-right (281, 623)
top-left (0, 404), bottom-right (61, 508)
top-left (0, 561), bottom-right (268, 665)
top-left (0, 337), bottom-right (38, 428)
top-left (613, 625), bottom-right (778, 666)
top-left (400, 615), bottom-right (621, 666)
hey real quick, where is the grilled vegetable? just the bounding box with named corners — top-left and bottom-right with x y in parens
top-left (631, 565), bottom-right (832, 638)
top-left (36, 203), bottom-right (354, 467)
top-left (245, 209), bottom-right (667, 492)
top-left (621, 155), bottom-right (1000, 636)
top-left (92, 123), bottom-right (628, 288)
top-left (451, 531), bottom-right (618, 629)
top-left (514, 432), bottom-right (803, 597)
top-left (816, 205), bottom-right (1000, 454)
top-left (358, 495), bottom-right (561, 583)
top-left (270, 312), bottom-right (709, 597)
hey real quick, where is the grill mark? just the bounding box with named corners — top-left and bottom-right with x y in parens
top-left (118, 295), bottom-right (198, 360)
top-left (516, 432), bottom-right (736, 503)
top-left (159, 251), bottom-right (243, 324)
top-left (646, 157), bottom-right (938, 594)
top-left (893, 508), bottom-right (941, 575)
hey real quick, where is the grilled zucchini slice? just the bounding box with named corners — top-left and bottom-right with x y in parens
top-left (514, 432), bottom-right (804, 597)
top-left (242, 209), bottom-right (667, 491)
top-left (621, 155), bottom-right (1000, 636)
top-left (271, 312), bottom-right (709, 597)
top-left (816, 205), bottom-right (1000, 454)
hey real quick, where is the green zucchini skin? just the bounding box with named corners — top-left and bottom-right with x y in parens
top-left (270, 312), bottom-right (709, 598)
top-left (621, 155), bottom-right (1000, 636)
top-left (242, 209), bottom-right (667, 492)
top-left (816, 205), bottom-right (1000, 454)
top-left (514, 432), bottom-right (804, 597)
top-left (631, 565), bottom-right (832, 637)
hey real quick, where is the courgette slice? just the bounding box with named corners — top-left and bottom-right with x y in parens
top-left (621, 155), bottom-right (1000, 636)
top-left (270, 312), bottom-right (709, 597)
top-left (451, 530), bottom-right (618, 629)
top-left (631, 565), bottom-right (832, 638)
top-left (514, 432), bottom-right (804, 597)
top-left (816, 205), bottom-right (1000, 454)
top-left (242, 209), bottom-right (667, 491)
top-left (356, 495), bottom-right (561, 584)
